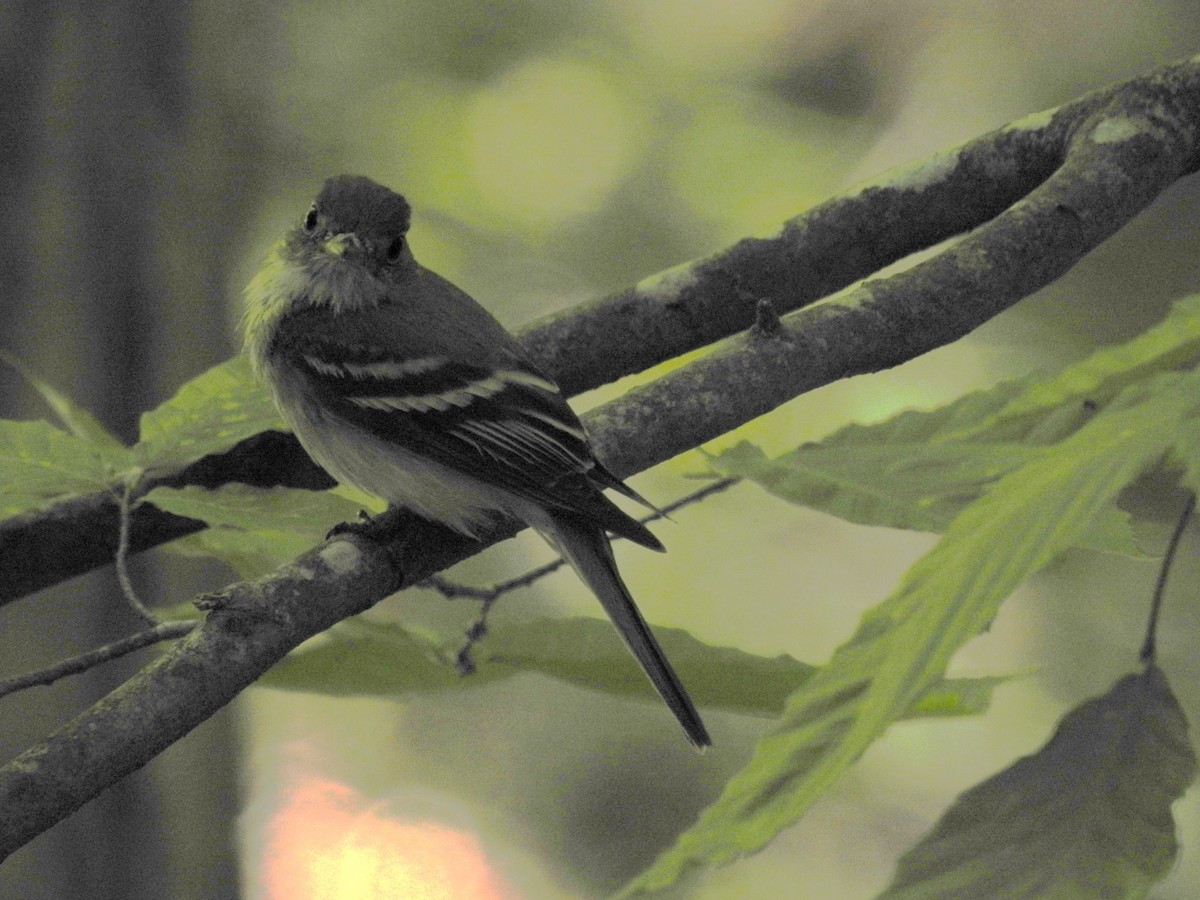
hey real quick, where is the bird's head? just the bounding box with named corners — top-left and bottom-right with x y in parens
top-left (243, 175), bottom-right (416, 361)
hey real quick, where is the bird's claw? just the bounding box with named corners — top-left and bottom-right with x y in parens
top-left (326, 508), bottom-right (375, 541)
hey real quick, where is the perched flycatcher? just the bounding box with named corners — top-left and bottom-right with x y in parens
top-left (243, 175), bottom-right (710, 747)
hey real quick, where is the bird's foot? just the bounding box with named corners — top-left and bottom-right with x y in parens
top-left (326, 506), bottom-right (410, 543)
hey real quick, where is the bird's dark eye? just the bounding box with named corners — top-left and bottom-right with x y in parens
top-left (385, 236), bottom-right (405, 263)
top-left (303, 206), bottom-right (319, 233)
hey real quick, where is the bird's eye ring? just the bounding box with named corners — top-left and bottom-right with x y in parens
top-left (385, 236), bottom-right (405, 263)
top-left (303, 206), bottom-right (319, 233)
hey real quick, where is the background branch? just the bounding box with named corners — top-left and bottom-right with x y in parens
top-left (2, 55), bottom-right (1200, 855)
top-left (0, 622), bottom-right (196, 701)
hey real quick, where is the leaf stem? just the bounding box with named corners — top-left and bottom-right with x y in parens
top-left (1140, 492), bottom-right (1195, 663)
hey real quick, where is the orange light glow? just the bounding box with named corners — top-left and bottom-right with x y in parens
top-left (263, 777), bottom-right (514, 900)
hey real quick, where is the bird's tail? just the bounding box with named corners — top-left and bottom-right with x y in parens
top-left (540, 512), bottom-right (711, 749)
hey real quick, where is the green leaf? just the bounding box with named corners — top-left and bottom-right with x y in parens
top-left (260, 619), bottom-right (464, 696)
top-left (0, 351), bottom-right (124, 449)
top-left (1169, 415), bottom-right (1200, 496)
top-left (966, 292), bottom-right (1200, 436)
top-left (146, 483), bottom-right (367, 576)
top-left (261, 617), bottom-right (817, 708)
top-left (1073, 502), bottom-right (1142, 557)
top-left (620, 371), bottom-right (1200, 897)
top-left (262, 616), bottom-right (1003, 722)
top-left (165, 528), bottom-right (315, 579)
top-left (134, 355), bottom-right (285, 471)
top-left (709, 376), bottom-right (1039, 530)
top-left (0, 419), bottom-right (130, 517)
top-left (144, 484), bottom-right (362, 536)
top-left (711, 294), bottom-right (1200, 556)
top-left (710, 421), bottom-right (1140, 557)
top-left (485, 618), bottom-right (816, 715)
top-left (711, 437), bottom-right (1040, 535)
top-left (904, 675), bottom-right (1009, 719)
top-left (878, 666), bottom-right (1197, 900)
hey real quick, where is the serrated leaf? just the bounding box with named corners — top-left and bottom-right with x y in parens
top-left (262, 616), bottom-right (1003, 722)
top-left (1074, 502), bottom-right (1142, 557)
top-left (0, 419), bottom-right (130, 517)
top-left (134, 355), bottom-right (285, 471)
top-left (711, 429), bottom-right (1140, 557)
top-left (968, 292), bottom-right (1200, 435)
top-left (879, 666), bottom-right (1197, 900)
top-left (620, 371), bottom-right (1200, 897)
top-left (485, 618), bottom-right (816, 715)
top-left (706, 381), bottom-right (1048, 532)
top-left (712, 438), bottom-right (1040, 534)
top-left (261, 617), bottom-right (817, 708)
top-left (146, 484), bottom-right (367, 576)
top-left (711, 295), bottom-right (1200, 557)
top-left (708, 377), bottom-right (1038, 529)
top-left (0, 351), bottom-right (124, 449)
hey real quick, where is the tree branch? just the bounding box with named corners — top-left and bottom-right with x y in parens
top-left (583, 58), bottom-right (1200, 471)
top-left (0, 621), bottom-right (196, 700)
top-left (0, 430), bottom-right (331, 603)
top-left (2, 55), bottom-right (1200, 854)
top-left (3, 56), bottom-right (1198, 603)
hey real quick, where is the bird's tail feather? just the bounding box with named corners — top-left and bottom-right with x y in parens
top-left (541, 513), bottom-right (711, 749)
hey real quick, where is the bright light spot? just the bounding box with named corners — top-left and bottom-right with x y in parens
top-left (466, 57), bottom-right (639, 227)
top-left (263, 777), bottom-right (514, 900)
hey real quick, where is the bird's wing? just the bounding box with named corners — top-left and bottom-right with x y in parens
top-left (273, 304), bottom-right (663, 550)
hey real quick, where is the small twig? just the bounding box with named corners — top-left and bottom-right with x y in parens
top-left (115, 480), bottom-right (158, 624)
top-left (445, 556), bottom-right (575, 675)
top-left (1140, 492), bottom-right (1195, 663)
top-left (439, 476), bottom-right (741, 673)
top-left (751, 298), bottom-right (785, 338)
top-left (652, 475), bottom-right (740, 518)
top-left (0, 620), bottom-right (196, 701)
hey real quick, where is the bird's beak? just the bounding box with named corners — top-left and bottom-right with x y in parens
top-left (322, 233), bottom-right (361, 258)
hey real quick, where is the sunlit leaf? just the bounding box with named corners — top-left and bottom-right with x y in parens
top-left (135, 355), bottom-right (285, 471)
top-left (711, 295), bottom-right (1200, 559)
top-left (879, 666), bottom-right (1197, 900)
top-left (710, 404), bottom-right (1140, 557)
top-left (904, 675), bottom-right (1009, 720)
top-left (0, 351), bottom-right (124, 449)
top-left (0, 420), bottom-right (130, 517)
top-left (1168, 416), bottom-right (1200, 495)
top-left (711, 438), bottom-right (1039, 534)
top-left (144, 484), bottom-right (362, 537)
top-left (620, 371), bottom-right (1200, 897)
top-left (965, 292), bottom-right (1200, 436)
top-left (146, 483), bottom-right (366, 576)
top-left (165, 529), bottom-right (316, 580)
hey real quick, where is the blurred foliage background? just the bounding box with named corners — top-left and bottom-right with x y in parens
top-left (3, 1), bottom-right (1200, 898)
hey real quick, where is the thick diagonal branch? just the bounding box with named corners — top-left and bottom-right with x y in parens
top-left (3, 56), bottom-right (1198, 603)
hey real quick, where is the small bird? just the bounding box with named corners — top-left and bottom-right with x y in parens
top-left (243, 175), bottom-right (710, 748)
